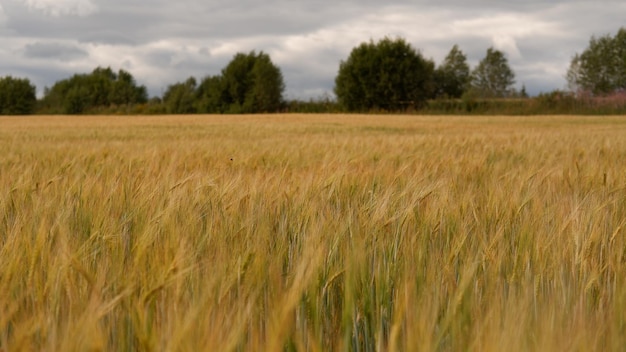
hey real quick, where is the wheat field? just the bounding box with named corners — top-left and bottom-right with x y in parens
top-left (1, 114), bottom-right (626, 351)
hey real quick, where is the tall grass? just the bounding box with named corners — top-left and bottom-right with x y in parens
top-left (1, 114), bottom-right (626, 350)
top-left (424, 91), bottom-right (626, 115)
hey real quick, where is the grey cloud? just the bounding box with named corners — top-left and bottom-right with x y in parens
top-left (2, 0), bottom-right (626, 99)
top-left (78, 31), bottom-right (136, 46)
top-left (144, 50), bottom-right (176, 67)
top-left (6, 1), bottom-right (349, 44)
top-left (23, 42), bottom-right (89, 61)
top-left (14, 0), bottom-right (97, 17)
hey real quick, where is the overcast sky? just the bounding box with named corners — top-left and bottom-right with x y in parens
top-left (0, 0), bottom-right (624, 99)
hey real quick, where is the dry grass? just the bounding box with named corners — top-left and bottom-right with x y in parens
top-left (1, 114), bottom-right (626, 351)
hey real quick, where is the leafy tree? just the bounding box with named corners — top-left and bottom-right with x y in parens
top-left (567, 28), bottom-right (626, 95)
top-left (220, 53), bottom-right (255, 113)
top-left (470, 47), bottom-right (516, 98)
top-left (0, 76), bottom-right (37, 115)
top-left (109, 69), bottom-right (148, 106)
top-left (434, 45), bottom-right (470, 99)
top-left (41, 67), bottom-right (147, 114)
top-left (246, 53), bottom-right (285, 112)
top-left (64, 85), bottom-right (90, 114)
top-left (159, 51), bottom-right (284, 115)
top-left (218, 51), bottom-right (285, 113)
top-left (335, 37), bottom-right (435, 111)
top-left (162, 77), bottom-right (197, 114)
top-left (195, 75), bottom-right (226, 113)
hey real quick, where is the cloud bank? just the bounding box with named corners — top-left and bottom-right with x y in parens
top-left (0, 0), bottom-right (625, 99)
top-left (17, 0), bottom-right (97, 17)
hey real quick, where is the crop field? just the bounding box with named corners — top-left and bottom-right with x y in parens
top-left (1, 114), bottom-right (626, 351)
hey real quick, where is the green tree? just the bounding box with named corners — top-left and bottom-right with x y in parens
top-left (63, 85), bottom-right (90, 114)
top-left (109, 69), bottom-right (148, 106)
top-left (335, 37), bottom-right (435, 111)
top-left (434, 45), bottom-right (470, 99)
top-left (470, 47), bottom-right (516, 98)
top-left (221, 53), bottom-right (255, 113)
top-left (196, 75), bottom-right (226, 113)
top-left (159, 51), bottom-right (283, 115)
top-left (246, 53), bottom-right (285, 112)
top-left (0, 76), bottom-right (37, 115)
top-left (219, 51), bottom-right (285, 113)
top-left (567, 28), bottom-right (626, 95)
top-left (41, 67), bottom-right (147, 114)
top-left (162, 77), bottom-right (198, 114)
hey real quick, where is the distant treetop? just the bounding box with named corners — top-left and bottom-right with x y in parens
top-left (567, 27), bottom-right (626, 95)
top-left (40, 67), bottom-right (147, 114)
top-left (334, 37), bottom-right (435, 112)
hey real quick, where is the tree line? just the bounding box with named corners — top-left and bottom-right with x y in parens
top-left (334, 40), bottom-right (519, 112)
top-left (1, 27), bottom-right (625, 115)
top-left (162, 52), bottom-right (284, 114)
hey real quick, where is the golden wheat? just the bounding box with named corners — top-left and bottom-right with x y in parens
top-left (1, 114), bottom-right (626, 351)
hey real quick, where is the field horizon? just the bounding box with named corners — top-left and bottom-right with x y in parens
top-left (2, 114), bottom-right (626, 351)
